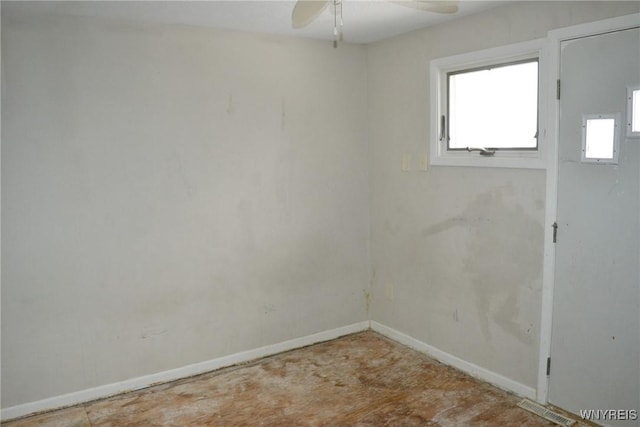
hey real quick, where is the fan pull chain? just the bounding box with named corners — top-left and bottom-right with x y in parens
top-left (339, 0), bottom-right (344, 42)
top-left (332, 0), bottom-right (343, 48)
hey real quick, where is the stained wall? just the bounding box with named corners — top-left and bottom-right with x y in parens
top-left (366, 1), bottom-right (640, 388)
top-left (1, 9), bottom-right (370, 407)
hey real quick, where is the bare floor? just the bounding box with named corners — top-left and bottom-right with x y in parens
top-left (3, 332), bottom-right (567, 426)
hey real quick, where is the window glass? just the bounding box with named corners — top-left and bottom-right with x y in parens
top-left (584, 118), bottom-right (615, 159)
top-left (447, 60), bottom-right (538, 150)
top-left (632, 89), bottom-right (639, 133)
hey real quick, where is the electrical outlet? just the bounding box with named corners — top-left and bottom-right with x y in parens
top-left (402, 153), bottom-right (411, 171)
top-left (385, 283), bottom-right (394, 301)
top-left (419, 155), bottom-right (428, 171)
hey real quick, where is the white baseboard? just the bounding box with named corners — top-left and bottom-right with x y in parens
top-left (1, 321), bottom-right (370, 422)
top-left (371, 321), bottom-right (536, 400)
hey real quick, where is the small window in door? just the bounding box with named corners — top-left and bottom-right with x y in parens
top-left (627, 86), bottom-right (640, 138)
top-left (581, 113), bottom-right (620, 164)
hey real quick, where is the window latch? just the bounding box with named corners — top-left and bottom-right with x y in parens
top-left (439, 115), bottom-right (446, 142)
top-left (466, 147), bottom-right (496, 156)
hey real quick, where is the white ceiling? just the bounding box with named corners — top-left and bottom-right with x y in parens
top-left (6, 1), bottom-right (503, 44)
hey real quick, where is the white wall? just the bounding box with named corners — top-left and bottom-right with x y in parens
top-left (367, 1), bottom-right (640, 389)
top-left (1, 9), bottom-right (370, 408)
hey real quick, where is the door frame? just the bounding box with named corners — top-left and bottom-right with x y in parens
top-left (537, 12), bottom-right (640, 405)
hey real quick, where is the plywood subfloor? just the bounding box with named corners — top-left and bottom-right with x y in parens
top-left (3, 331), bottom-right (573, 426)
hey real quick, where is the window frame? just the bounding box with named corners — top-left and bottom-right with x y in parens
top-left (581, 113), bottom-right (621, 164)
top-left (446, 58), bottom-right (540, 152)
top-left (429, 39), bottom-right (548, 169)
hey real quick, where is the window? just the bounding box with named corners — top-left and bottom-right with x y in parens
top-left (447, 60), bottom-right (538, 151)
top-left (627, 86), bottom-right (640, 138)
top-left (430, 39), bottom-right (547, 168)
top-left (582, 113), bottom-right (620, 164)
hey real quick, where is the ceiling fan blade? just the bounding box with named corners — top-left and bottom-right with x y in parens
top-left (391, 1), bottom-right (459, 14)
top-left (292, 0), bottom-right (330, 29)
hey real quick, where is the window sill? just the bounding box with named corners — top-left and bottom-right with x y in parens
top-left (430, 150), bottom-right (546, 169)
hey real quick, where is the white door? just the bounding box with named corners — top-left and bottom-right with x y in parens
top-left (549, 27), bottom-right (640, 425)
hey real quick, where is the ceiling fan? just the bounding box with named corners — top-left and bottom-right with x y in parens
top-left (292, 0), bottom-right (459, 47)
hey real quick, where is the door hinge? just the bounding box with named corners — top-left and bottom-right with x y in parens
top-left (556, 79), bottom-right (561, 100)
top-left (552, 222), bottom-right (558, 243)
top-left (546, 357), bottom-right (551, 376)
